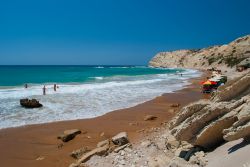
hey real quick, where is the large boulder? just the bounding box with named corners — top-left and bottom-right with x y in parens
top-left (223, 96), bottom-right (250, 141)
top-left (171, 101), bottom-right (238, 142)
top-left (169, 100), bottom-right (210, 129)
top-left (170, 94), bottom-right (246, 149)
top-left (194, 111), bottom-right (238, 148)
top-left (97, 139), bottom-right (110, 148)
top-left (144, 115), bottom-right (157, 121)
top-left (20, 98), bottom-right (43, 108)
top-left (70, 147), bottom-right (90, 159)
top-left (111, 132), bottom-right (129, 146)
top-left (72, 144), bottom-right (109, 166)
top-left (211, 72), bottom-right (250, 102)
top-left (147, 154), bottom-right (171, 167)
top-left (189, 151), bottom-right (207, 167)
top-left (58, 129), bottom-right (81, 142)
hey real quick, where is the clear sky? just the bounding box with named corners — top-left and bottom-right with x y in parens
top-left (0, 0), bottom-right (250, 65)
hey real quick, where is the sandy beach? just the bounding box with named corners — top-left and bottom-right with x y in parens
top-left (0, 72), bottom-right (208, 167)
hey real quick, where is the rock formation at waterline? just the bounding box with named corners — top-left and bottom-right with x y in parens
top-left (20, 98), bottom-right (43, 108)
top-left (149, 35), bottom-right (250, 70)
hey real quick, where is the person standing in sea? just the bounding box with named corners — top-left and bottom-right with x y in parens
top-left (54, 84), bottom-right (57, 91)
top-left (43, 85), bottom-right (46, 95)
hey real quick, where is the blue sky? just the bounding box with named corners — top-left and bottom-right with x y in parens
top-left (0, 0), bottom-right (250, 65)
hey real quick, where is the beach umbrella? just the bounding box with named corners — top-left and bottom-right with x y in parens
top-left (201, 80), bottom-right (217, 85)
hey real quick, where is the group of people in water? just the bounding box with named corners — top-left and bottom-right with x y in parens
top-left (22, 72), bottom-right (183, 95)
top-left (24, 83), bottom-right (59, 95)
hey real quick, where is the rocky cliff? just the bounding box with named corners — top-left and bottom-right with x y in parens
top-left (170, 72), bottom-right (250, 150)
top-left (149, 35), bottom-right (250, 70)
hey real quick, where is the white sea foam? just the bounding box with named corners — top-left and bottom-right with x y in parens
top-left (0, 69), bottom-right (201, 129)
top-left (89, 76), bottom-right (104, 80)
top-left (109, 67), bottom-right (130, 68)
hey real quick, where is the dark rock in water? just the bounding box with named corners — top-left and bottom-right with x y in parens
top-left (20, 98), bottom-right (43, 108)
top-left (58, 129), bottom-right (82, 142)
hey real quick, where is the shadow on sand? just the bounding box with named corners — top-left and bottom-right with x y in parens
top-left (228, 138), bottom-right (250, 154)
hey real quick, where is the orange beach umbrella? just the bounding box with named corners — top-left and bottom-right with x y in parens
top-left (201, 80), bottom-right (217, 85)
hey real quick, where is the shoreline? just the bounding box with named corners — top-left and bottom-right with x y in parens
top-left (0, 68), bottom-right (201, 130)
top-left (0, 71), bottom-right (208, 167)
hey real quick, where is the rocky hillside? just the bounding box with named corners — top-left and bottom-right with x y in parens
top-left (149, 35), bottom-right (250, 70)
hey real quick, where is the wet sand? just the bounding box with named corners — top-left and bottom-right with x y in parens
top-left (0, 73), bottom-right (209, 167)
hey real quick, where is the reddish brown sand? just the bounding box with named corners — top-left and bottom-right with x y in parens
top-left (0, 74), bottom-right (209, 167)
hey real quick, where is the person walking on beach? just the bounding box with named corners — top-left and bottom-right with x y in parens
top-left (54, 84), bottom-right (57, 91)
top-left (24, 83), bottom-right (28, 88)
top-left (43, 85), bottom-right (46, 95)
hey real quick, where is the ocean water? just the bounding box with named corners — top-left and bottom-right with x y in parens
top-left (0, 65), bottom-right (201, 129)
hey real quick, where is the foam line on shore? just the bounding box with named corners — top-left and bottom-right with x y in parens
top-left (0, 69), bottom-right (201, 129)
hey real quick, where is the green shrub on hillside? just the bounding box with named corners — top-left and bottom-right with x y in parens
top-left (207, 56), bottom-right (221, 65)
top-left (224, 56), bottom-right (245, 67)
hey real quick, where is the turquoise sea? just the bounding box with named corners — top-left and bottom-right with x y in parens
top-left (0, 65), bottom-right (184, 86)
top-left (0, 65), bottom-right (200, 129)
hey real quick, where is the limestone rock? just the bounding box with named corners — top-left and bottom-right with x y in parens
top-left (113, 143), bottom-right (131, 153)
top-left (169, 100), bottom-right (210, 129)
top-left (141, 140), bottom-right (152, 147)
top-left (170, 97), bottom-right (244, 149)
top-left (129, 122), bottom-right (138, 126)
top-left (189, 151), bottom-right (207, 167)
top-left (180, 141), bottom-right (194, 150)
top-left (20, 98), bottom-right (43, 108)
top-left (169, 81), bottom-right (249, 148)
top-left (194, 113), bottom-right (237, 148)
top-left (147, 154), bottom-right (171, 167)
top-left (75, 144), bottom-right (109, 165)
top-left (223, 96), bottom-right (250, 141)
top-left (36, 156), bottom-right (45, 161)
top-left (58, 129), bottom-right (81, 142)
top-left (168, 157), bottom-right (198, 167)
top-left (170, 103), bottom-right (180, 108)
top-left (99, 132), bottom-right (105, 137)
top-left (111, 132), bottom-right (129, 146)
top-left (212, 72), bottom-right (250, 102)
top-left (165, 135), bottom-right (180, 151)
top-left (70, 147), bottom-right (90, 159)
top-left (144, 115), bottom-right (157, 121)
top-left (97, 139), bottom-right (109, 148)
